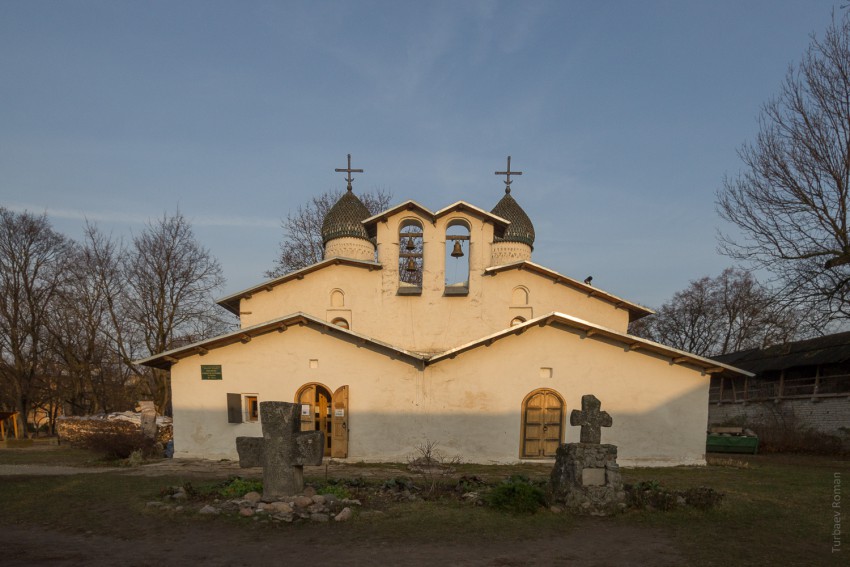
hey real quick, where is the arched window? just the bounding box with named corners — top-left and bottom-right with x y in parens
top-left (330, 289), bottom-right (345, 307)
top-left (399, 219), bottom-right (423, 294)
top-left (510, 316), bottom-right (526, 327)
top-left (520, 389), bottom-right (565, 458)
top-left (445, 220), bottom-right (470, 295)
top-left (511, 286), bottom-right (529, 305)
top-left (331, 317), bottom-right (349, 329)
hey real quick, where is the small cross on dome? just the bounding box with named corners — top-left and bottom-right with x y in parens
top-left (335, 153), bottom-right (364, 192)
top-left (495, 156), bottom-right (523, 194)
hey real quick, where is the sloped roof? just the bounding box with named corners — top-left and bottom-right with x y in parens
top-left (484, 261), bottom-right (654, 321)
top-left (714, 331), bottom-right (850, 374)
top-left (363, 200), bottom-right (510, 231)
top-left (137, 310), bottom-right (750, 379)
top-left (216, 258), bottom-right (382, 315)
top-left (135, 312), bottom-right (425, 370)
top-left (429, 312), bottom-right (751, 377)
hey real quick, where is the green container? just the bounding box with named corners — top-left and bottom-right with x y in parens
top-left (706, 434), bottom-right (759, 454)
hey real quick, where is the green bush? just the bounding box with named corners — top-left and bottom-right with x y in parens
top-left (317, 483), bottom-right (351, 500)
top-left (215, 477), bottom-right (263, 499)
top-left (485, 475), bottom-right (546, 514)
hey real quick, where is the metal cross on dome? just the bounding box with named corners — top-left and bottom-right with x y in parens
top-left (495, 155), bottom-right (522, 194)
top-left (335, 153), bottom-right (364, 192)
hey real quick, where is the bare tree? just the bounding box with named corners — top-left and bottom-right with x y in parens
top-left (717, 13), bottom-right (850, 321)
top-left (630, 268), bottom-right (801, 357)
top-left (121, 213), bottom-right (232, 414)
top-left (47, 239), bottom-right (136, 418)
top-left (267, 188), bottom-right (393, 278)
top-left (83, 215), bottom-right (232, 415)
top-left (0, 208), bottom-right (72, 436)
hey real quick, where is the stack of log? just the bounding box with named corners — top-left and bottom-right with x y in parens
top-left (57, 411), bottom-right (173, 446)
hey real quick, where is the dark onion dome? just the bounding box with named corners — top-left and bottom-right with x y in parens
top-left (321, 190), bottom-right (372, 244)
top-left (491, 192), bottom-right (535, 248)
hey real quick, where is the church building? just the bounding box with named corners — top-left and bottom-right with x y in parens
top-left (139, 156), bottom-right (750, 466)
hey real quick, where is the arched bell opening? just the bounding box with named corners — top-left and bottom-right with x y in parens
top-left (399, 219), bottom-right (424, 291)
top-left (445, 219), bottom-right (470, 295)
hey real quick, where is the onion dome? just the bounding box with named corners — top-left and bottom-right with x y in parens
top-left (321, 190), bottom-right (372, 244)
top-left (491, 192), bottom-right (535, 248)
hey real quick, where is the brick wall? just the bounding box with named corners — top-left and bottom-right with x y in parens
top-left (708, 396), bottom-right (850, 450)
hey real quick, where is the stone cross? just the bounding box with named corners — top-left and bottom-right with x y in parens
top-left (569, 394), bottom-right (612, 444)
top-left (236, 401), bottom-right (324, 499)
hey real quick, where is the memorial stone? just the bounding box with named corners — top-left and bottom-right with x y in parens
top-left (551, 394), bottom-right (625, 515)
top-left (236, 401), bottom-right (324, 499)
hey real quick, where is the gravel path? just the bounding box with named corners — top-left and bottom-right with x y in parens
top-left (0, 464), bottom-right (121, 475)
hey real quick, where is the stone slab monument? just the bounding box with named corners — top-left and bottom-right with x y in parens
top-left (236, 401), bottom-right (324, 500)
top-left (138, 401), bottom-right (157, 440)
top-left (550, 394), bottom-right (625, 515)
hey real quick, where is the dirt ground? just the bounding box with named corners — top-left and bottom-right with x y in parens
top-left (0, 521), bottom-right (683, 567)
top-left (0, 456), bottom-right (685, 567)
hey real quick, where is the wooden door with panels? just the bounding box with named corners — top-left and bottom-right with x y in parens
top-left (520, 389), bottom-right (564, 458)
top-left (295, 383), bottom-right (349, 458)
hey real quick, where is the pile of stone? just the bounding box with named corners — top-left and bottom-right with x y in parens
top-left (57, 412), bottom-right (173, 446)
top-left (624, 483), bottom-right (723, 511)
top-left (150, 485), bottom-right (359, 523)
top-left (550, 395), bottom-right (626, 516)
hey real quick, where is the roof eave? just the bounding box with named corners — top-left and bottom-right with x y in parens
top-left (484, 261), bottom-right (654, 320)
top-left (135, 312), bottom-right (426, 370)
top-left (215, 258), bottom-right (383, 315)
top-left (428, 312), bottom-right (753, 377)
top-left (362, 200), bottom-right (435, 226)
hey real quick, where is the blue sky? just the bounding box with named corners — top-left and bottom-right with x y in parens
top-left (0, 1), bottom-right (838, 308)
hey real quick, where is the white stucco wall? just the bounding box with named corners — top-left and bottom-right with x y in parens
top-left (237, 208), bottom-right (631, 353)
top-left (170, 322), bottom-right (709, 466)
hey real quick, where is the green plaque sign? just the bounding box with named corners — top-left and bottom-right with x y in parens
top-left (201, 365), bottom-right (222, 381)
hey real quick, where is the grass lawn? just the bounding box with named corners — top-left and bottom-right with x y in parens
top-left (621, 455), bottom-right (847, 566)
top-left (0, 446), bottom-right (846, 566)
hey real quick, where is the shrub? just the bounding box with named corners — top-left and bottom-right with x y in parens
top-left (626, 481), bottom-right (678, 511)
top-left (485, 475), bottom-right (546, 514)
top-left (625, 481), bottom-right (723, 511)
top-left (79, 430), bottom-right (159, 460)
top-left (317, 483), bottom-right (351, 500)
top-left (215, 477), bottom-right (263, 499)
top-left (406, 439), bottom-right (462, 496)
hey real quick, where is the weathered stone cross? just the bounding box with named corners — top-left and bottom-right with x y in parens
top-left (236, 401), bottom-right (324, 499)
top-left (569, 394), bottom-right (613, 444)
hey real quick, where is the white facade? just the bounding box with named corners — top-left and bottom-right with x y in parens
top-left (141, 196), bottom-right (749, 465)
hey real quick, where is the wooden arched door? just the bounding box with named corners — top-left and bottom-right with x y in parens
top-left (520, 389), bottom-right (565, 458)
top-left (295, 383), bottom-right (349, 458)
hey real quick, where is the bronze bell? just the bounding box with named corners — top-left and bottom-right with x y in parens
top-left (405, 236), bottom-right (416, 251)
top-left (451, 240), bottom-right (464, 258)
top-left (405, 257), bottom-right (417, 272)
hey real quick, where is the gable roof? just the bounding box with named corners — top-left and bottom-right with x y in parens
top-left (363, 200), bottom-right (509, 231)
top-left (715, 331), bottom-right (850, 374)
top-left (135, 312), bottom-right (425, 370)
top-left (216, 258), bottom-right (382, 315)
top-left (429, 312), bottom-right (752, 377)
top-left (137, 310), bottom-right (749, 378)
top-left (484, 261), bottom-right (654, 321)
